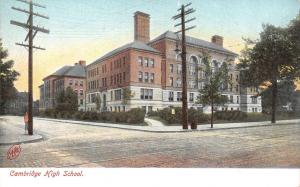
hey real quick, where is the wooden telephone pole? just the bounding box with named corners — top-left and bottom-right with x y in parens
top-left (11, 0), bottom-right (49, 135)
top-left (173, 3), bottom-right (196, 130)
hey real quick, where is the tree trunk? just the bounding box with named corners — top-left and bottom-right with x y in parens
top-left (211, 97), bottom-right (214, 128)
top-left (271, 79), bottom-right (277, 123)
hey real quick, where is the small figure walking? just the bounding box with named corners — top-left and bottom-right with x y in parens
top-left (24, 112), bottom-right (29, 134)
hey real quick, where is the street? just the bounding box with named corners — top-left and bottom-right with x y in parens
top-left (1, 116), bottom-right (300, 167)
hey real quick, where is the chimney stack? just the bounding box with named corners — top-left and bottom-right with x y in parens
top-left (134, 11), bottom-right (150, 43)
top-left (78, 60), bottom-right (86, 66)
top-left (211, 35), bottom-right (223, 47)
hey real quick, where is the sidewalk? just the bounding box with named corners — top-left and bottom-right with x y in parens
top-left (35, 117), bottom-right (300, 133)
top-left (0, 118), bottom-right (43, 145)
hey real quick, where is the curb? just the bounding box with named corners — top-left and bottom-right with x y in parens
top-left (34, 117), bottom-right (300, 133)
top-left (0, 135), bottom-right (44, 146)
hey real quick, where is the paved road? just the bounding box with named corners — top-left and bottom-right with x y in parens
top-left (0, 116), bottom-right (299, 168)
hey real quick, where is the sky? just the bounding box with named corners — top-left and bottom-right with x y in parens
top-left (0, 0), bottom-right (300, 100)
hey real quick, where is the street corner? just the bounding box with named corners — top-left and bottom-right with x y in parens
top-left (0, 133), bottom-right (43, 146)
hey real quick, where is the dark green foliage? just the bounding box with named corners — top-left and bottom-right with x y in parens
top-left (197, 53), bottom-right (231, 127)
top-left (95, 94), bottom-right (101, 111)
top-left (151, 107), bottom-right (210, 124)
top-left (214, 111), bottom-right (248, 121)
top-left (197, 54), bottom-right (230, 106)
top-left (0, 39), bottom-right (20, 114)
top-left (40, 108), bottom-right (145, 124)
top-left (238, 19), bottom-right (300, 123)
top-left (55, 87), bottom-right (78, 112)
top-left (261, 80), bottom-right (296, 112)
top-left (122, 87), bottom-right (132, 105)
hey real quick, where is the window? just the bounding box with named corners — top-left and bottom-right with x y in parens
top-left (138, 71), bottom-right (143, 82)
top-left (149, 58), bottom-right (154, 67)
top-left (75, 80), bottom-right (78, 86)
top-left (213, 60), bottom-right (219, 71)
top-left (237, 96), bottom-right (239, 104)
top-left (80, 90), bottom-right (83, 96)
top-left (138, 56), bottom-right (143, 66)
top-left (189, 80), bottom-right (197, 89)
top-left (189, 64), bottom-right (195, 76)
top-left (170, 77), bottom-right (174, 87)
top-left (80, 80), bottom-right (83, 86)
top-left (123, 57), bottom-right (126, 66)
top-left (74, 89), bottom-right (78, 95)
top-left (170, 64), bottom-right (174, 73)
top-left (140, 89), bottom-right (144, 99)
top-left (115, 89), bottom-right (122, 101)
top-left (123, 72), bottom-right (126, 81)
top-left (91, 94), bottom-right (96, 103)
top-left (230, 95), bottom-right (233, 103)
top-left (236, 85), bottom-right (239, 92)
top-left (80, 99), bottom-right (83, 105)
top-left (69, 79), bottom-right (73, 86)
top-left (150, 73), bottom-right (154, 83)
top-left (230, 74), bottom-right (233, 80)
top-left (176, 78), bottom-right (181, 87)
top-left (168, 91), bottom-right (174, 101)
top-left (144, 58), bottom-right (149, 67)
top-left (177, 64), bottom-right (182, 74)
top-left (177, 92), bottom-right (182, 101)
top-left (140, 89), bottom-right (153, 100)
top-left (236, 75), bottom-right (239, 82)
top-left (144, 72), bottom-right (149, 83)
top-left (251, 97), bottom-right (257, 104)
top-left (189, 93), bottom-right (194, 102)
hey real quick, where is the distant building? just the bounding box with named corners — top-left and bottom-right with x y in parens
top-left (39, 61), bottom-right (86, 111)
top-left (4, 91), bottom-right (28, 115)
top-left (85, 11), bottom-right (262, 113)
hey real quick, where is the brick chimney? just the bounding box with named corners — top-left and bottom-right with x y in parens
top-left (78, 60), bottom-right (86, 66)
top-left (211, 35), bottom-right (223, 47)
top-left (134, 11), bottom-right (150, 43)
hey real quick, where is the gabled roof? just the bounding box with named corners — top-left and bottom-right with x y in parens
top-left (149, 31), bottom-right (238, 56)
top-left (88, 41), bottom-right (160, 67)
top-left (44, 64), bottom-right (86, 80)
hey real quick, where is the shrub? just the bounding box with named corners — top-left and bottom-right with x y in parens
top-left (56, 112), bottom-right (64, 119)
top-left (156, 107), bottom-right (209, 125)
top-left (126, 108), bottom-right (145, 124)
top-left (246, 112), bottom-right (269, 122)
top-left (80, 112), bottom-right (90, 120)
top-left (215, 111), bottom-right (247, 121)
top-left (147, 110), bottom-right (159, 117)
top-left (88, 112), bottom-right (98, 121)
top-left (72, 111), bottom-right (82, 120)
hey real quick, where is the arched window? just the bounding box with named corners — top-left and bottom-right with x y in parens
top-left (189, 56), bottom-right (198, 76)
top-left (213, 60), bottom-right (219, 71)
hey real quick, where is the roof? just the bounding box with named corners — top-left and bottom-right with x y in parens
top-left (44, 64), bottom-right (86, 80)
top-left (149, 31), bottom-right (238, 56)
top-left (88, 41), bottom-right (160, 67)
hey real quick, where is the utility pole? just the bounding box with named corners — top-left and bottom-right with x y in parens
top-left (11, 0), bottom-right (49, 135)
top-left (173, 3), bottom-right (196, 130)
